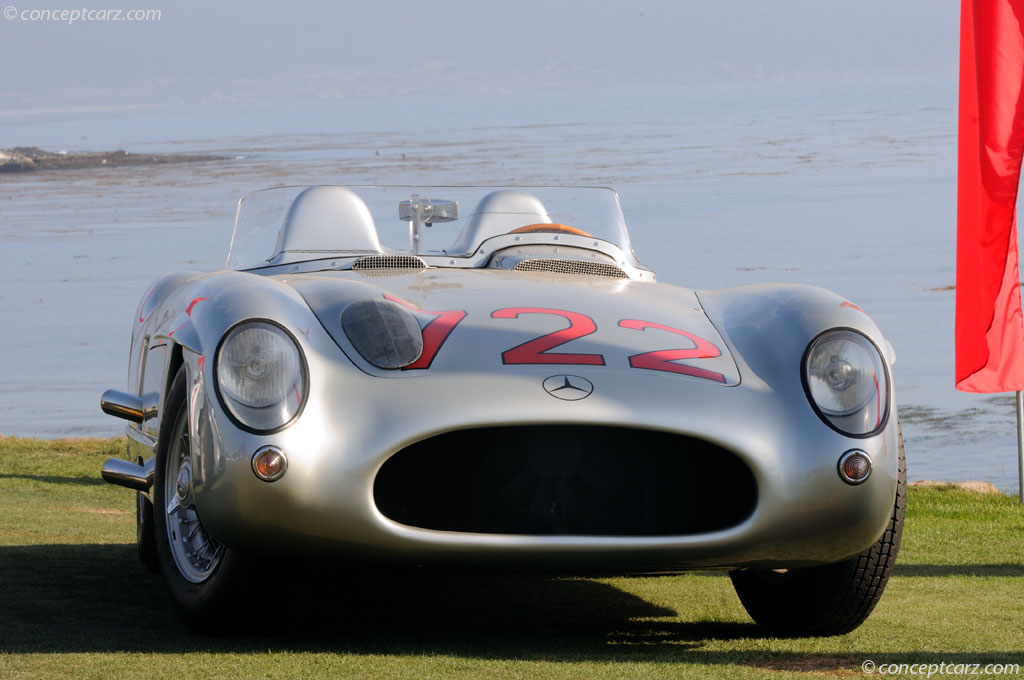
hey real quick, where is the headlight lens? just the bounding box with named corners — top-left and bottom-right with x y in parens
top-left (804, 329), bottom-right (888, 436)
top-left (216, 321), bottom-right (307, 432)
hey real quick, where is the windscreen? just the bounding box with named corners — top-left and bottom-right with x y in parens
top-left (225, 185), bottom-right (638, 270)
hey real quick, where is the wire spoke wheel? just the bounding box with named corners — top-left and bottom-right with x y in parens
top-left (163, 409), bottom-right (223, 583)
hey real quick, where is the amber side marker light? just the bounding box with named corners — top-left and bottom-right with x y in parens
top-left (838, 449), bottom-right (872, 485)
top-left (252, 446), bottom-right (288, 482)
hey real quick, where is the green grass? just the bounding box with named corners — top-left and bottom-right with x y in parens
top-left (1, 436), bottom-right (1023, 679)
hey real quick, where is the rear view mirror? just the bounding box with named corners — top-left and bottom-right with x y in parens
top-left (399, 196), bottom-right (459, 224)
top-left (399, 195), bottom-right (460, 254)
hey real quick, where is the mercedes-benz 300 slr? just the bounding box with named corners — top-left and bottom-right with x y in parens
top-left (100, 185), bottom-right (903, 634)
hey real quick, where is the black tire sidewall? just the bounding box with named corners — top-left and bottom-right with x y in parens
top-left (152, 365), bottom-right (246, 628)
top-left (136, 490), bottom-right (160, 573)
top-left (729, 420), bottom-right (907, 636)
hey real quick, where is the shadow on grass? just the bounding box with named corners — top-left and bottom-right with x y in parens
top-left (894, 563), bottom-right (1024, 577)
top-left (0, 474), bottom-right (107, 486)
top-left (6, 544), bottom-right (1019, 668)
top-left (0, 543), bottom-right (769, 658)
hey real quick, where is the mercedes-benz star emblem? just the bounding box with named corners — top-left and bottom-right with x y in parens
top-left (542, 374), bottom-right (594, 401)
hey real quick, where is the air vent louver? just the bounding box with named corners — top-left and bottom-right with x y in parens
top-left (512, 258), bottom-right (628, 279)
top-left (352, 255), bottom-right (427, 270)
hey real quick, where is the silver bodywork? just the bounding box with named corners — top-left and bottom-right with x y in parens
top-left (105, 186), bottom-right (899, 573)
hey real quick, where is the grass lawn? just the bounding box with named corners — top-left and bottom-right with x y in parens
top-left (1, 436), bottom-right (1023, 679)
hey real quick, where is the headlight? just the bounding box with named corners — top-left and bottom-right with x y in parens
top-left (803, 328), bottom-right (888, 437)
top-left (215, 320), bottom-right (307, 433)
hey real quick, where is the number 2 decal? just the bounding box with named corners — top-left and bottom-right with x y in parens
top-left (618, 319), bottom-right (726, 383)
top-left (380, 297), bottom-right (725, 381)
top-left (492, 308), bottom-right (605, 365)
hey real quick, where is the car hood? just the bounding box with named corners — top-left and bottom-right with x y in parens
top-left (283, 268), bottom-right (740, 386)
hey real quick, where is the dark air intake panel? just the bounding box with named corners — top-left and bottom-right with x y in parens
top-left (374, 426), bottom-right (757, 536)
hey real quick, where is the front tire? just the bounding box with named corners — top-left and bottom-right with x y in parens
top-left (153, 365), bottom-right (247, 630)
top-left (729, 424), bottom-right (906, 636)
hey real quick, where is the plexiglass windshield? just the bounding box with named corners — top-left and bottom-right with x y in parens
top-left (226, 185), bottom-right (639, 270)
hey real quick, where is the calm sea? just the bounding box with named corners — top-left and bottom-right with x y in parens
top-left (3, 73), bottom-right (1017, 493)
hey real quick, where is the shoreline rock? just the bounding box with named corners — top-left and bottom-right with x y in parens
top-left (0, 146), bottom-right (223, 173)
top-left (0, 149), bottom-right (35, 172)
top-left (909, 479), bottom-right (1003, 494)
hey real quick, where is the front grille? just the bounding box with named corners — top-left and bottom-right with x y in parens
top-left (352, 255), bottom-right (427, 270)
top-left (374, 426), bottom-right (756, 536)
top-left (512, 258), bottom-right (628, 279)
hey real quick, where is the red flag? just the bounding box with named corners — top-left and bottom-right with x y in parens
top-left (956, 0), bottom-right (1024, 392)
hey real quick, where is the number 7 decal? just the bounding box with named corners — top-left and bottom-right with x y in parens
top-left (493, 307), bottom-right (605, 365)
top-left (618, 319), bottom-right (726, 383)
top-left (385, 295), bottom-right (467, 370)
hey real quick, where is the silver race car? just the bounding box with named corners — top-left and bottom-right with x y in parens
top-left (99, 185), bottom-right (904, 635)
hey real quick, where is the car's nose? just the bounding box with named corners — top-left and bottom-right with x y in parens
top-left (188, 347), bottom-right (899, 569)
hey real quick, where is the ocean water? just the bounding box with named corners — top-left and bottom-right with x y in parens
top-left (2, 73), bottom-right (1019, 494)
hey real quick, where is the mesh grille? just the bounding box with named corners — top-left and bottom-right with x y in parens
top-left (512, 258), bottom-right (628, 279)
top-left (374, 426), bottom-right (757, 536)
top-left (352, 255), bottom-right (427, 270)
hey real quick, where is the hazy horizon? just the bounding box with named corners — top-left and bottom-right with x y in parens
top-left (0, 0), bottom-right (959, 113)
